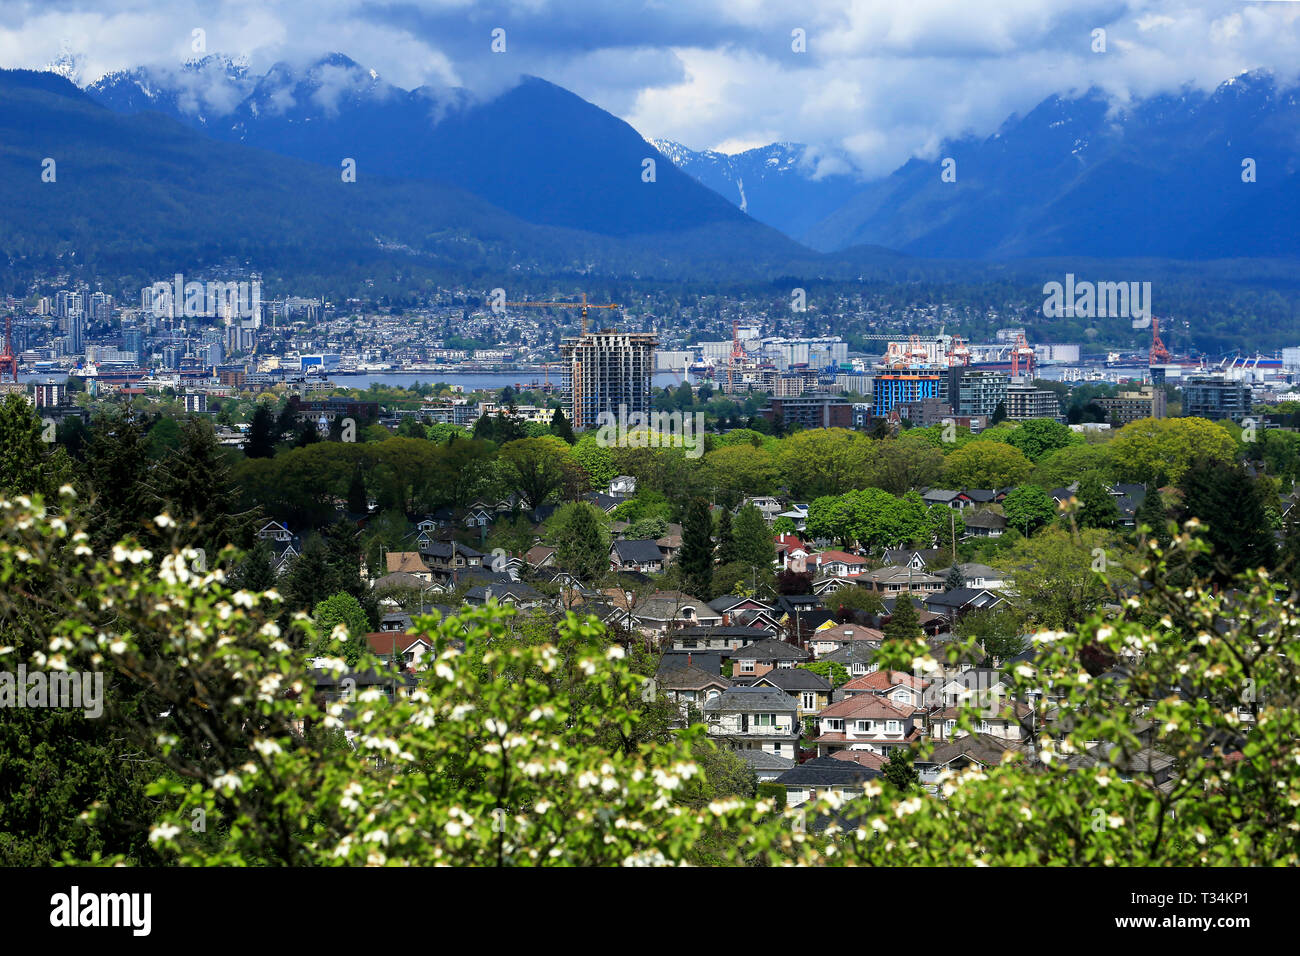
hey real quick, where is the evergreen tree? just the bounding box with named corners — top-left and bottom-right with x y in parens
top-left (347, 463), bottom-right (368, 514)
top-left (0, 393), bottom-right (71, 498)
top-left (1134, 485), bottom-right (1171, 545)
top-left (551, 502), bottom-right (609, 584)
top-left (1278, 505), bottom-right (1300, 594)
top-left (884, 595), bottom-right (922, 643)
top-left (716, 508), bottom-right (738, 565)
top-left (679, 497), bottom-right (715, 601)
top-left (733, 503), bottom-right (775, 571)
top-left (1179, 457), bottom-right (1276, 584)
top-left (233, 542), bottom-right (279, 593)
top-left (991, 402), bottom-right (1007, 425)
top-left (549, 406), bottom-right (576, 444)
top-left (153, 417), bottom-right (255, 556)
top-left (82, 411), bottom-right (157, 551)
top-left (944, 564), bottom-right (965, 591)
top-left (882, 747), bottom-right (920, 792)
top-left (245, 403), bottom-right (278, 458)
top-left (1075, 474), bottom-right (1120, 530)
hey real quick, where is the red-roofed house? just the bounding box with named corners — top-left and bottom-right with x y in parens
top-left (812, 694), bottom-right (922, 756)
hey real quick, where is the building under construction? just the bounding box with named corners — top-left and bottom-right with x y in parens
top-left (560, 330), bottom-right (658, 430)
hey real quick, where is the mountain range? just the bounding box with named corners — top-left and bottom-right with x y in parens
top-left (0, 53), bottom-right (1295, 288)
top-left (655, 71), bottom-right (1300, 260)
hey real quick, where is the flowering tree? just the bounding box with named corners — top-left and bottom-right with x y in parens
top-left (1, 494), bottom-right (1297, 866)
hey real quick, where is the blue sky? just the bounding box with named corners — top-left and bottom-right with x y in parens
top-left (4, 1), bottom-right (1300, 177)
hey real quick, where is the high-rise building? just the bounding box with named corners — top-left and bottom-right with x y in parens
top-left (952, 369), bottom-right (1010, 417)
top-left (88, 292), bottom-right (112, 324)
top-left (559, 331), bottom-right (657, 431)
top-left (1182, 377), bottom-right (1252, 423)
top-left (1094, 385), bottom-right (1166, 426)
top-left (760, 393), bottom-right (854, 430)
top-left (1005, 383), bottom-right (1063, 421)
top-left (873, 373), bottom-right (943, 417)
top-left (66, 313), bottom-right (85, 355)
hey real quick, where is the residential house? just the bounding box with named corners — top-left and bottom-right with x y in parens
top-left (811, 695), bottom-right (922, 756)
top-left (921, 489), bottom-right (968, 510)
top-left (420, 540), bottom-right (484, 574)
top-left (385, 551), bottom-right (432, 581)
top-left (841, 669), bottom-right (930, 713)
top-left (915, 734), bottom-right (1025, 793)
top-left (668, 626), bottom-right (766, 652)
top-left (607, 475), bottom-right (637, 497)
top-left (630, 591), bottom-right (723, 638)
top-left (463, 581), bottom-right (546, 609)
top-left (880, 548), bottom-right (942, 570)
top-left (704, 686), bottom-right (801, 762)
top-left (776, 503), bottom-right (809, 532)
top-left (821, 642), bottom-right (881, 678)
top-left (808, 550), bottom-right (869, 578)
top-left (655, 655), bottom-right (732, 721)
top-left (808, 623), bottom-right (884, 660)
top-left (775, 533), bottom-right (811, 571)
top-left (924, 587), bottom-right (1009, 621)
top-left (861, 565), bottom-right (945, 596)
top-left (524, 545), bottom-right (556, 568)
top-left (931, 563), bottom-right (1006, 590)
top-left (742, 496), bottom-right (785, 523)
top-left (753, 667), bottom-right (834, 728)
top-left (731, 638), bottom-right (811, 679)
top-left (773, 755), bottom-right (883, 808)
top-left (365, 632), bottom-right (436, 671)
top-left (962, 510), bottom-right (1007, 538)
top-left (610, 539), bottom-right (665, 574)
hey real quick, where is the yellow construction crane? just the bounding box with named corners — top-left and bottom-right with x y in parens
top-left (503, 292), bottom-right (621, 335)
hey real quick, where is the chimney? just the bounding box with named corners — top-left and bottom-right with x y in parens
top-left (484, 586), bottom-right (492, 603)
top-left (687, 652), bottom-right (693, 667)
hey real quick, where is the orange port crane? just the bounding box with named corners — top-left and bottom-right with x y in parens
top-left (1149, 316), bottom-right (1170, 365)
top-left (503, 292), bottom-right (622, 336)
top-left (0, 312), bottom-right (16, 382)
top-left (1010, 331), bottom-right (1036, 379)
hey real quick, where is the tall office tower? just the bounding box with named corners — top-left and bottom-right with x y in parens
top-left (55, 290), bottom-right (71, 318)
top-left (89, 292), bottom-right (112, 323)
top-left (66, 313), bottom-right (85, 355)
top-left (559, 330), bottom-right (658, 430)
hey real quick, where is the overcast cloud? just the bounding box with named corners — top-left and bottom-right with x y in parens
top-left (3, 0), bottom-right (1299, 178)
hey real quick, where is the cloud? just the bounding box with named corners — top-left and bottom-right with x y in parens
top-left (3, 0), bottom-right (1300, 180)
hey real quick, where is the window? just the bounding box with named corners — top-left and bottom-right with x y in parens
top-left (887, 720), bottom-right (901, 734)
top-left (740, 660), bottom-right (755, 673)
top-left (826, 719), bottom-right (844, 731)
top-left (754, 713), bottom-right (776, 727)
top-left (856, 720), bottom-right (874, 732)
top-left (801, 692), bottom-right (816, 710)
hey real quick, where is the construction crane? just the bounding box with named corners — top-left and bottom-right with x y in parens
top-left (1149, 316), bottom-right (1171, 365)
top-left (728, 319), bottom-right (746, 391)
top-left (0, 312), bottom-right (16, 382)
top-left (503, 292), bottom-right (621, 336)
top-left (1010, 331), bottom-right (1036, 380)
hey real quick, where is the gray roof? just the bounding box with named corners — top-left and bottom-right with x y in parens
top-left (704, 686), bottom-right (798, 713)
top-left (963, 510), bottom-right (1007, 528)
top-left (732, 638), bottom-right (811, 662)
top-left (612, 539), bottom-right (664, 563)
top-left (421, 540), bottom-right (485, 559)
top-left (756, 668), bottom-right (832, 691)
top-left (736, 750), bottom-right (797, 771)
top-left (774, 755), bottom-right (882, 787)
